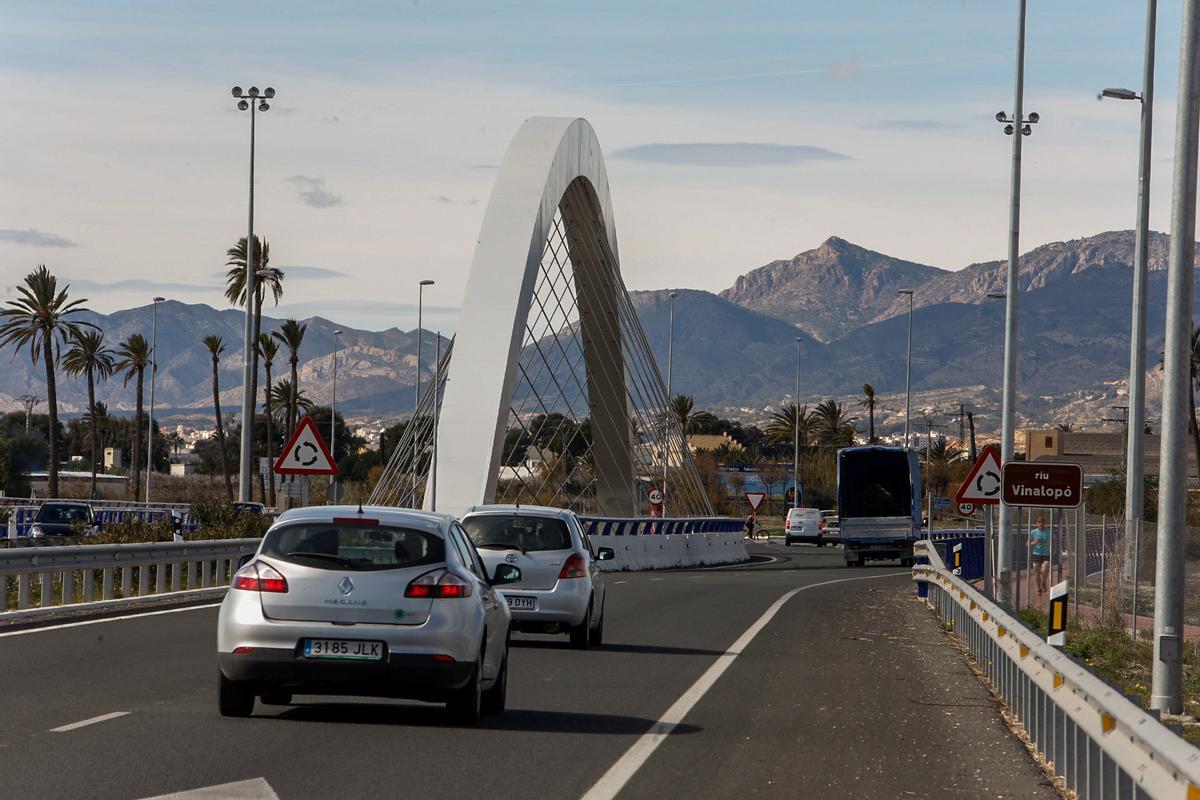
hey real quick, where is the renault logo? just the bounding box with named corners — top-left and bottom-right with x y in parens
top-left (338, 577), bottom-right (354, 595)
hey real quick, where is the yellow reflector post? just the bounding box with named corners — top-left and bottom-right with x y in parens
top-left (1048, 579), bottom-right (1069, 647)
top-left (1019, 644), bottom-right (1029, 659)
top-left (1100, 713), bottom-right (1115, 734)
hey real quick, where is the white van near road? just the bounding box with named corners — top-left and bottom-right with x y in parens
top-left (784, 507), bottom-right (825, 546)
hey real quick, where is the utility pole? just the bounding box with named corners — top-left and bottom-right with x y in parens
top-left (966, 411), bottom-right (978, 462)
top-left (1151, 0), bottom-right (1200, 714)
top-left (995, 0), bottom-right (1039, 607)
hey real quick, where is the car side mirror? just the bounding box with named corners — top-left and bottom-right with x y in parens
top-left (596, 547), bottom-right (615, 561)
top-left (492, 564), bottom-right (521, 585)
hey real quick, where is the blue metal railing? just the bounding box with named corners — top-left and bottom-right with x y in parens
top-left (577, 516), bottom-right (744, 537)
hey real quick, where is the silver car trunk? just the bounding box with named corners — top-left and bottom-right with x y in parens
top-left (475, 547), bottom-right (567, 592)
top-left (257, 559), bottom-right (435, 626)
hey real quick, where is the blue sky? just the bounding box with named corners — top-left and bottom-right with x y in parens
top-left (0, 1), bottom-right (1186, 330)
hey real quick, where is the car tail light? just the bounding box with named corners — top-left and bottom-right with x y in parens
top-left (232, 561), bottom-right (288, 593)
top-left (785, 518), bottom-right (791, 530)
top-left (405, 568), bottom-right (473, 598)
top-left (558, 553), bottom-right (587, 579)
top-left (819, 520), bottom-right (825, 530)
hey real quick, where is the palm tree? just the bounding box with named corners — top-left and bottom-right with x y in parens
top-left (63, 329), bottom-right (115, 498)
top-left (861, 383), bottom-right (877, 443)
top-left (203, 335), bottom-right (233, 501)
top-left (272, 319), bottom-right (307, 434)
top-left (0, 265), bottom-right (92, 497)
top-left (269, 378), bottom-right (313, 427)
top-left (814, 399), bottom-right (858, 446)
top-left (258, 333), bottom-right (279, 507)
top-left (115, 334), bottom-right (151, 500)
top-left (765, 402), bottom-right (815, 447)
top-left (225, 235), bottom-right (284, 452)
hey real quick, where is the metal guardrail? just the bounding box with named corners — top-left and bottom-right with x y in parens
top-left (578, 516), bottom-right (745, 536)
top-left (913, 539), bottom-right (1200, 799)
top-left (0, 539), bottom-right (259, 614)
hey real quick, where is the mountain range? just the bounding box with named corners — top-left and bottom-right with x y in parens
top-left (0, 229), bottom-right (1186, 436)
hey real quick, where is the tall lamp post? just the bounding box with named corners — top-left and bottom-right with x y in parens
top-left (663, 291), bottom-right (677, 516)
top-left (793, 337), bottom-right (803, 509)
top-left (146, 296), bottom-right (165, 502)
top-left (1099, 0), bottom-right (1157, 589)
top-left (331, 329), bottom-right (343, 492)
top-left (897, 289), bottom-right (914, 447)
top-left (993, 1), bottom-right (1039, 607)
top-left (232, 84), bottom-right (275, 503)
top-left (1151, 0), bottom-right (1200, 715)
top-left (413, 279), bottom-right (434, 506)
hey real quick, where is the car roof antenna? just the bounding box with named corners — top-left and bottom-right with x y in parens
top-left (357, 500), bottom-right (364, 515)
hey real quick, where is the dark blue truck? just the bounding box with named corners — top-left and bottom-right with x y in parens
top-left (837, 446), bottom-right (922, 567)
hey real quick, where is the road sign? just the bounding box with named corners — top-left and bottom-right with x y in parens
top-left (933, 496), bottom-right (951, 511)
top-left (744, 491), bottom-right (766, 512)
top-left (1002, 462), bottom-right (1082, 508)
top-left (274, 416), bottom-right (339, 476)
top-left (954, 444), bottom-right (1002, 506)
top-left (258, 456), bottom-right (271, 477)
top-left (957, 502), bottom-right (976, 516)
top-left (647, 486), bottom-right (664, 517)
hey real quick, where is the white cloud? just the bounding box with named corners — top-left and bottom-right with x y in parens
top-left (612, 142), bottom-right (850, 166)
top-left (0, 228), bottom-right (78, 247)
top-left (286, 175), bottom-right (343, 208)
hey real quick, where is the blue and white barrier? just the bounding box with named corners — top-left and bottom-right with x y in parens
top-left (578, 516), bottom-right (748, 570)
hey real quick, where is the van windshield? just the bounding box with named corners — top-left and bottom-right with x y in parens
top-left (462, 515), bottom-right (572, 552)
top-left (261, 523), bottom-right (445, 571)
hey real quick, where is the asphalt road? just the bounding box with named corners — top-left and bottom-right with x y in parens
top-left (0, 543), bottom-right (1055, 799)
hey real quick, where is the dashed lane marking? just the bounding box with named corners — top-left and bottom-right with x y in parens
top-left (50, 711), bottom-right (130, 733)
top-left (579, 571), bottom-right (908, 800)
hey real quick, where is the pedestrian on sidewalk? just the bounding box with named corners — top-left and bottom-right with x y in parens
top-left (1030, 514), bottom-right (1051, 595)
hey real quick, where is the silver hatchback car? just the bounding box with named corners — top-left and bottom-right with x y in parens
top-left (216, 505), bottom-right (519, 724)
top-left (460, 505), bottom-right (613, 649)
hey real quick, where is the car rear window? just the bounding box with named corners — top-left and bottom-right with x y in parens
top-left (261, 523), bottom-right (445, 571)
top-left (462, 515), bottom-right (572, 552)
top-left (36, 505), bottom-right (90, 524)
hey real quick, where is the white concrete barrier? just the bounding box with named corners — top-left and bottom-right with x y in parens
top-left (588, 531), bottom-right (747, 571)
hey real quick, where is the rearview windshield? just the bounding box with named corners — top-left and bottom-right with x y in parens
top-left (36, 505), bottom-right (90, 524)
top-left (462, 515), bottom-right (572, 552)
top-left (261, 523), bottom-right (445, 571)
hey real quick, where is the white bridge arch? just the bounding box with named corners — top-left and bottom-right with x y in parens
top-left (371, 117), bottom-right (711, 518)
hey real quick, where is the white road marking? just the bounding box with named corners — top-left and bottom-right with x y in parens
top-left (693, 554), bottom-right (780, 570)
top-left (614, 580), bottom-right (628, 584)
top-left (50, 711), bottom-right (130, 733)
top-left (579, 571), bottom-right (908, 800)
top-left (0, 603), bottom-right (221, 638)
top-left (140, 778), bottom-right (280, 800)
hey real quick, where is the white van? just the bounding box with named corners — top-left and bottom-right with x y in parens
top-left (784, 507), bottom-right (825, 546)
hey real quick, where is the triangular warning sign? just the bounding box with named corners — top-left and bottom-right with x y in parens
top-left (744, 491), bottom-right (767, 512)
top-left (954, 444), bottom-right (1002, 506)
top-left (274, 416), bottom-right (339, 476)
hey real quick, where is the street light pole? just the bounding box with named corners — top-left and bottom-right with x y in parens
top-left (232, 85), bottom-right (274, 504)
top-left (1099, 0), bottom-right (1158, 586)
top-left (146, 297), bottom-right (165, 503)
top-left (897, 289), bottom-right (914, 447)
top-left (994, 1), bottom-right (1038, 607)
top-left (413, 280), bottom-right (434, 506)
top-left (1151, 0), bottom-right (1200, 715)
top-left (794, 337), bottom-right (802, 509)
top-left (663, 291), bottom-right (676, 516)
top-left (331, 329), bottom-right (343, 473)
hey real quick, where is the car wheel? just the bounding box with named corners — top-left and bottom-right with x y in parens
top-left (448, 653), bottom-right (482, 725)
top-left (481, 645), bottom-right (508, 716)
top-left (784, 540), bottom-right (791, 546)
top-left (218, 671), bottom-right (255, 718)
top-left (259, 688), bottom-right (292, 706)
top-left (569, 602), bottom-right (592, 650)
top-left (588, 600), bottom-right (605, 647)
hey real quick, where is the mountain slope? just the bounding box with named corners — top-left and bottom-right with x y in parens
top-left (719, 236), bottom-right (947, 342)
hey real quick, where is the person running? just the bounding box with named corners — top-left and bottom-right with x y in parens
top-left (1029, 514), bottom-right (1051, 595)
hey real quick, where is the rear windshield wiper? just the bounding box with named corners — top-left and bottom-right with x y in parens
top-left (286, 551), bottom-right (364, 568)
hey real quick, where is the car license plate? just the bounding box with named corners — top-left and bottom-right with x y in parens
top-left (505, 595), bottom-right (536, 611)
top-left (302, 639), bottom-right (384, 661)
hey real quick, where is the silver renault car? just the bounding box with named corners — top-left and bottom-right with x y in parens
top-left (216, 505), bottom-right (519, 724)
top-left (460, 505), bottom-right (612, 649)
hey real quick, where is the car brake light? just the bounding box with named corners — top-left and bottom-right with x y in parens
top-left (232, 561), bottom-right (289, 593)
top-left (819, 520), bottom-right (825, 530)
top-left (785, 518), bottom-right (791, 530)
top-left (558, 553), bottom-right (587, 579)
top-left (405, 568), bottom-right (473, 598)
